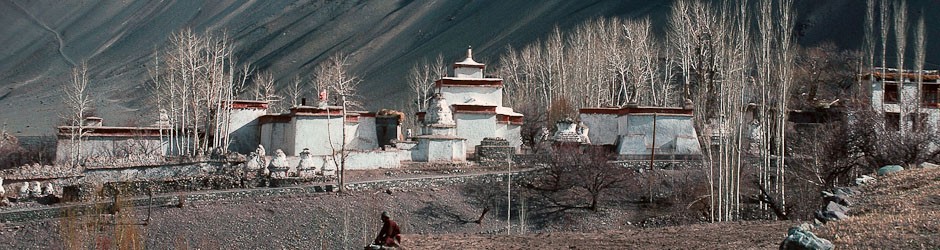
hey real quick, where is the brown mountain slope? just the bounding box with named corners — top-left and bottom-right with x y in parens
top-left (1, 0), bottom-right (938, 135)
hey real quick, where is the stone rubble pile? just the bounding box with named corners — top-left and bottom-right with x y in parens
top-left (780, 161), bottom-right (935, 249)
top-left (780, 167), bottom-right (880, 249)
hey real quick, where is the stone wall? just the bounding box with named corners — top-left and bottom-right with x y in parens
top-left (343, 168), bottom-right (541, 192)
top-left (475, 137), bottom-right (514, 165)
top-left (612, 160), bottom-right (702, 171)
top-left (0, 168), bottom-right (543, 223)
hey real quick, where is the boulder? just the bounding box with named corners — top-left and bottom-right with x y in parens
top-left (920, 162), bottom-right (939, 169)
top-left (814, 210), bottom-right (849, 223)
top-left (877, 165), bottom-right (904, 176)
top-left (823, 193), bottom-right (853, 207)
top-left (854, 175), bottom-right (876, 185)
top-left (825, 201), bottom-right (850, 214)
top-left (780, 225), bottom-right (833, 250)
top-left (831, 186), bottom-right (858, 196)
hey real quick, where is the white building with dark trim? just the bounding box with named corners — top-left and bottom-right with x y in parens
top-left (419, 47), bottom-right (524, 152)
top-left (579, 106), bottom-right (702, 159)
top-left (867, 68), bottom-right (940, 133)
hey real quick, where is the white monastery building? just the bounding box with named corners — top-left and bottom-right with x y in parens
top-left (579, 105), bottom-right (702, 159)
top-left (423, 47), bottom-right (524, 152)
top-left (214, 47), bottom-right (523, 168)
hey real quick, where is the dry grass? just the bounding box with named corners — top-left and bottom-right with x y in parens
top-left (59, 183), bottom-right (145, 250)
top-left (816, 168), bottom-right (940, 249)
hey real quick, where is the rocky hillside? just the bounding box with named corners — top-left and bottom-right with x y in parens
top-left (814, 167), bottom-right (940, 248)
top-left (1, 0), bottom-right (939, 135)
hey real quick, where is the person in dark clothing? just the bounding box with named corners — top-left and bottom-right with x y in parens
top-left (374, 211), bottom-right (401, 247)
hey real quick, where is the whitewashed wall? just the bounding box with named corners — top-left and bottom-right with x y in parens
top-left (455, 113), bottom-right (496, 151)
top-left (579, 113), bottom-right (619, 146)
top-left (55, 137), bottom-right (168, 163)
top-left (352, 116), bottom-right (378, 150)
top-left (454, 67), bottom-right (484, 78)
top-left (505, 124), bottom-right (522, 151)
top-left (260, 122), bottom-right (290, 156)
top-left (616, 114), bottom-right (701, 156)
top-left (440, 86), bottom-right (502, 106)
top-left (414, 138), bottom-right (466, 162)
top-left (227, 109), bottom-right (266, 154)
top-left (291, 116), bottom-right (354, 156)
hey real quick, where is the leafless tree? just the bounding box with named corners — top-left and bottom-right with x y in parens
top-left (522, 146), bottom-right (631, 212)
top-left (894, 0), bottom-right (911, 134)
top-left (253, 72), bottom-right (278, 105)
top-left (406, 53), bottom-right (445, 130)
top-left (316, 53), bottom-right (362, 192)
top-left (913, 13), bottom-right (926, 122)
top-left (863, 0), bottom-right (876, 100)
top-left (774, 0), bottom-right (796, 210)
top-left (149, 29), bottom-right (246, 156)
top-left (669, 0), bottom-right (696, 101)
top-left (879, 0), bottom-right (890, 113)
top-left (315, 53), bottom-right (362, 108)
top-left (63, 62), bottom-right (93, 166)
top-left (283, 76), bottom-right (306, 109)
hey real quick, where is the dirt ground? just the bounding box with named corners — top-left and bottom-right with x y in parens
top-left (405, 220), bottom-right (792, 249)
top-left (0, 176), bottom-right (789, 249)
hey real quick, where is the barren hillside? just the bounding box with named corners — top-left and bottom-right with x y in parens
top-left (1, 0), bottom-right (938, 135)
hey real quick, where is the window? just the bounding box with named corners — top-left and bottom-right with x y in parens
top-left (886, 112), bottom-right (900, 131)
top-left (884, 83), bottom-right (899, 104)
top-left (923, 84), bottom-right (940, 107)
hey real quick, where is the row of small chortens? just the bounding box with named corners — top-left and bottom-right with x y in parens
top-left (244, 145), bottom-right (336, 179)
top-left (0, 177), bottom-right (56, 199)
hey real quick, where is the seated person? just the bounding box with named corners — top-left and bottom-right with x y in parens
top-left (373, 211), bottom-right (401, 248)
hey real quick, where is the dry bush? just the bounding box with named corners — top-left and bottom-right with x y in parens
top-left (461, 181), bottom-right (504, 224)
top-left (0, 135), bottom-right (55, 170)
top-left (650, 169), bottom-right (712, 221)
top-left (522, 145), bottom-right (631, 212)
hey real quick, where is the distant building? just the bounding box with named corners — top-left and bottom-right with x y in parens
top-left (55, 117), bottom-right (170, 163)
top-left (430, 47), bottom-right (524, 152)
top-left (54, 48), bottom-right (525, 169)
top-left (866, 67), bottom-right (940, 133)
top-left (579, 106), bottom-right (702, 160)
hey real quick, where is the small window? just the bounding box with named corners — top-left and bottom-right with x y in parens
top-left (886, 112), bottom-right (900, 131)
top-left (884, 83), bottom-right (899, 104)
top-left (923, 84), bottom-right (940, 107)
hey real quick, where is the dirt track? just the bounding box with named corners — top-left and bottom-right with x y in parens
top-left (405, 220), bottom-right (792, 249)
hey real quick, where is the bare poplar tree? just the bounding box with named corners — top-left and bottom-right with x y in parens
top-left (669, 0), bottom-right (696, 101)
top-left (316, 53), bottom-right (362, 192)
top-left (774, 0), bottom-right (796, 210)
top-left (894, 1), bottom-right (911, 134)
top-left (913, 13), bottom-right (926, 128)
top-left (283, 76), bottom-right (306, 108)
top-left (407, 54), bottom-right (445, 112)
top-left (755, 0), bottom-right (776, 217)
top-left (864, 0), bottom-right (876, 99)
top-left (880, 0), bottom-right (890, 113)
top-left (63, 62), bottom-right (93, 166)
top-left (149, 29), bottom-right (245, 156)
